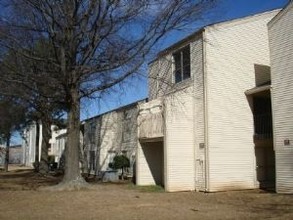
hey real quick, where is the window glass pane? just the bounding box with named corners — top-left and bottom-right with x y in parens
top-left (175, 69), bottom-right (182, 83)
top-left (183, 65), bottom-right (191, 80)
top-left (173, 52), bottom-right (181, 71)
top-left (183, 46), bottom-right (191, 80)
top-left (173, 45), bottom-right (190, 83)
top-left (183, 46), bottom-right (190, 66)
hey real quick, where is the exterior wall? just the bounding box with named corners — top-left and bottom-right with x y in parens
top-left (192, 34), bottom-right (206, 191)
top-left (148, 55), bottom-right (173, 100)
top-left (22, 123), bottom-right (41, 167)
top-left (138, 99), bottom-right (164, 139)
top-left (204, 11), bottom-right (279, 191)
top-left (164, 87), bottom-right (195, 192)
top-left (98, 111), bottom-right (121, 172)
top-left (22, 123), bottom-right (65, 167)
top-left (140, 35), bottom-right (204, 191)
top-left (0, 145), bottom-right (23, 165)
top-left (0, 146), bottom-right (5, 165)
top-left (83, 101), bottom-right (142, 175)
top-left (9, 145), bottom-right (23, 164)
top-left (55, 134), bottom-right (66, 167)
top-left (148, 35), bottom-right (203, 101)
top-left (269, 2), bottom-right (293, 194)
top-left (49, 127), bottom-right (67, 159)
top-left (136, 141), bottom-right (164, 185)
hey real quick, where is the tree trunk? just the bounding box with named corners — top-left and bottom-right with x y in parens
top-left (39, 120), bottom-right (51, 174)
top-left (79, 142), bottom-right (86, 174)
top-left (34, 121), bottom-right (40, 172)
top-left (60, 86), bottom-right (87, 187)
top-left (4, 134), bottom-right (10, 172)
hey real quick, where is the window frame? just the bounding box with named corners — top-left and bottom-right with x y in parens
top-left (172, 45), bottom-right (191, 84)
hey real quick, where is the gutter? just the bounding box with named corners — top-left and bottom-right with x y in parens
top-left (202, 29), bottom-right (210, 192)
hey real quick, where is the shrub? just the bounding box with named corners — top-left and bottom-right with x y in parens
top-left (109, 155), bottom-right (130, 179)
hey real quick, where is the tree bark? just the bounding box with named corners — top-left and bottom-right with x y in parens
top-left (34, 121), bottom-right (40, 171)
top-left (61, 85), bottom-right (86, 187)
top-left (4, 134), bottom-right (10, 172)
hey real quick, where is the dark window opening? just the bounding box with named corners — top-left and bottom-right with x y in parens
top-left (173, 45), bottom-right (191, 83)
top-left (89, 150), bottom-right (96, 170)
top-left (253, 97), bottom-right (273, 140)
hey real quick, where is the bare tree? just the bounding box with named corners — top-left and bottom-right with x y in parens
top-left (0, 0), bottom-right (218, 189)
top-left (0, 97), bottom-right (26, 172)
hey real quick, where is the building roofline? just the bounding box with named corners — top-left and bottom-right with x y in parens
top-left (56, 133), bottom-right (67, 139)
top-left (268, 0), bottom-right (293, 28)
top-left (82, 98), bottom-right (147, 123)
top-left (150, 9), bottom-right (280, 64)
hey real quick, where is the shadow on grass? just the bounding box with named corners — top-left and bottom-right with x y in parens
top-left (0, 169), bottom-right (63, 190)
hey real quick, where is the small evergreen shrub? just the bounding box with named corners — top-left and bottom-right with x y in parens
top-left (109, 155), bottom-right (130, 179)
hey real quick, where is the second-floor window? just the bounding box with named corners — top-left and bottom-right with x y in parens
top-left (173, 45), bottom-right (191, 83)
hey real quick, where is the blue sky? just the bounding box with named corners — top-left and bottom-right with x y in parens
top-left (81, 0), bottom-right (289, 121)
top-left (8, 0), bottom-right (288, 145)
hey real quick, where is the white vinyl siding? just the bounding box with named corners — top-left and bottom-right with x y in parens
top-left (148, 55), bottom-right (173, 100)
top-left (191, 35), bottom-right (206, 191)
top-left (164, 87), bottom-right (195, 192)
top-left (136, 141), bottom-right (164, 186)
top-left (269, 2), bottom-right (293, 194)
top-left (83, 102), bottom-right (142, 174)
top-left (204, 11), bottom-right (278, 191)
top-left (98, 112), bottom-right (120, 171)
top-left (22, 123), bottom-right (43, 167)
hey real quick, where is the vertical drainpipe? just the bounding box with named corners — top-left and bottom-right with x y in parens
top-left (202, 29), bottom-right (210, 192)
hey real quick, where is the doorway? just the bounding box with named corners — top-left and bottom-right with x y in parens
top-left (141, 141), bottom-right (164, 186)
top-left (253, 94), bottom-right (275, 190)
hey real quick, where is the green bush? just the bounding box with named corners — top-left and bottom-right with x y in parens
top-left (109, 155), bottom-right (130, 179)
top-left (109, 155), bottom-right (130, 170)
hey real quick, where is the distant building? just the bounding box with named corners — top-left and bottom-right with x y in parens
top-left (9, 145), bottom-right (23, 164)
top-left (21, 99), bottom-right (145, 175)
top-left (22, 123), bottom-right (66, 167)
top-left (22, 122), bottom-right (42, 167)
top-left (83, 100), bottom-right (146, 176)
top-left (49, 127), bottom-right (67, 164)
top-left (0, 145), bottom-right (5, 166)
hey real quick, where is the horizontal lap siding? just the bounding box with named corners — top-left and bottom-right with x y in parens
top-left (165, 87), bottom-right (195, 192)
top-left (205, 11), bottom-right (278, 191)
top-left (149, 55), bottom-right (173, 100)
top-left (269, 3), bottom-right (293, 193)
top-left (136, 142), bottom-right (157, 185)
top-left (275, 150), bottom-right (293, 193)
top-left (98, 112), bottom-right (120, 171)
top-left (192, 36), bottom-right (206, 191)
top-left (84, 104), bottom-right (141, 173)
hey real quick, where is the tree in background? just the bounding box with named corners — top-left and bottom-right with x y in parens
top-left (109, 154), bottom-right (130, 180)
top-left (0, 44), bottom-right (66, 174)
top-left (0, 97), bottom-right (26, 172)
top-left (0, 0), bottom-right (218, 189)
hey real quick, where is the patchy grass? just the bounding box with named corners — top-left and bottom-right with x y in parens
top-left (1, 167), bottom-right (293, 220)
top-left (128, 183), bottom-right (164, 192)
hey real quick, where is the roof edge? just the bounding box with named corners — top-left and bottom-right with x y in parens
top-left (82, 98), bottom-right (147, 123)
top-left (150, 9), bottom-right (280, 64)
top-left (268, 1), bottom-right (293, 28)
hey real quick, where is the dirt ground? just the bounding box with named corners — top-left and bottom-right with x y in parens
top-left (0, 165), bottom-right (292, 220)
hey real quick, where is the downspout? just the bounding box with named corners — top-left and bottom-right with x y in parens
top-left (202, 29), bottom-right (210, 192)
